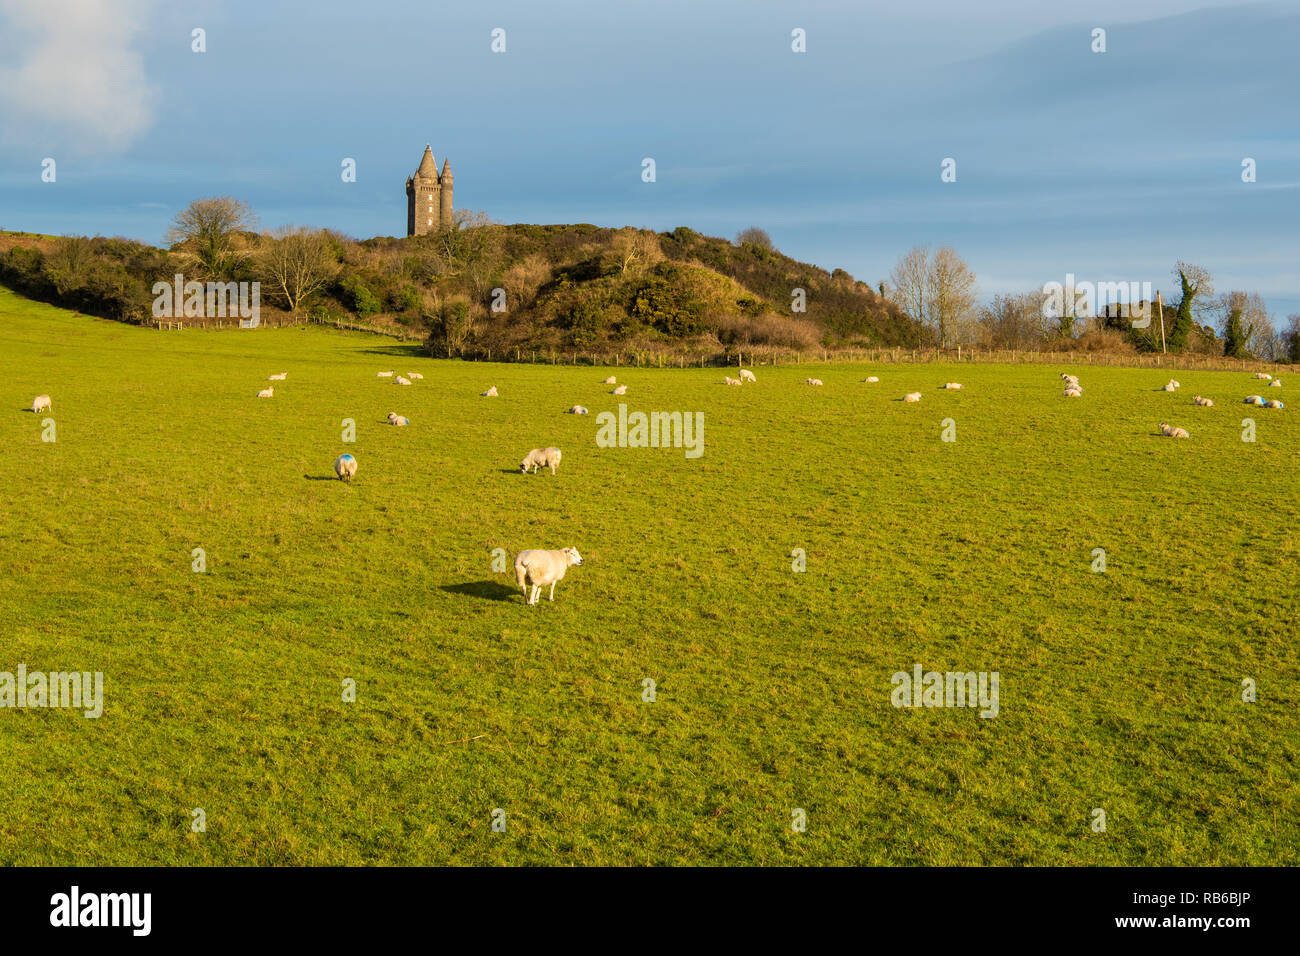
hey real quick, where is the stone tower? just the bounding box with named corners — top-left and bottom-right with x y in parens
top-left (406, 145), bottom-right (452, 236)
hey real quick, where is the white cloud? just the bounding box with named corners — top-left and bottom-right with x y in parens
top-left (0, 0), bottom-right (158, 153)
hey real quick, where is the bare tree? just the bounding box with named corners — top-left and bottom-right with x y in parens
top-left (258, 227), bottom-right (338, 315)
top-left (166, 197), bottom-right (257, 279)
top-left (610, 227), bottom-right (663, 275)
top-left (977, 291), bottom-right (1046, 349)
top-left (888, 245), bottom-right (978, 347)
top-left (735, 227), bottom-right (773, 250)
top-left (889, 245), bottom-right (930, 332)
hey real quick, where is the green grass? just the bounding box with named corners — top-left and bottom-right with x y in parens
top-left (2, 284), bottom-right (1296, 866)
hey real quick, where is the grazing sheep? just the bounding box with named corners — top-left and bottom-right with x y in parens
top-left (724, 376), bottom-right (742, 386)
top-left (806, 378), bottom-right (823, 386)
top-left (941, 382), bottom-right (963, 390)
top-left (31, 394), bottom-right (51, 414)
top-left (268, 372), bottom-right (287, 381)
top-left (334, 453), bottom-right (357, 481)
top-left (387, 412), bottom-right (409, 426)
top-left (1269, 379), bottom-right (1281, 387)
top-left (1255, 372), bottom-right (1273, 380)
top-left (567, 405), bottom-right (589, 415)
top-left (903, 392), bottom-right (922, 402)
top-left (1159, 422), bottom-right (1190, 439)
top-left (257, 387), bottom-right (274, 398)
top-left (482, 386), bottom-right (498, 397)
top-left (1264, 400), bottom-right (1284, 409)
top-left (739, 369), bottom-right (756, 382)
top-left (1244, 395), bottom-right (1265, 405)
top-left (864, 376), bottom-right (879, 383)
top-left (520, 447), bottom-right (562, 475)
top-left (612, 385), bottom-right (628, 395)
top-left (1192, 395), bottom-right (1215, 407)
top-left (603, 376), bottom-right (617, 385)
top-left (514, 547), bottom-right (583, 605)
top-left (408, 373), bottom-right (423, 380)
top-left (378, 371), bottom-right (394, 377)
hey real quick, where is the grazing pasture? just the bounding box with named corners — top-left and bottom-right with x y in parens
top-left (1, 285), bottom-right (1296, 865)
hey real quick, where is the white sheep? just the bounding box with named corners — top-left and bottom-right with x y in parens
top-left (408, 373), bottom-right (423, 380)
top-left (941, 382), bottom-right (963, 390)
top-left (1264, 400), bottom-right (1284, 409)
top-left (482, 386), bottom-right (498, 397)
top-left (31, 394), bottom-right (51, 414)
top-left (603, 376), bottom-right (617, 385)
top-left (739, 369), bottom-right (756, 382)
top-left (612, 385), bottom-right (627, 395)
top-left (395, 376), bottom-right (412, 386)
top-left (378, 370), bottom-right (394, 377)
top-left (567, 405), bottom-right (588, 415)
top-left (1161, 381), bottom-right (1178, 392)
top-left (904, 392), bottom-right (922, 402)
top-left (520, 447), bottom-right (562, 475)
top-left (268, 373), bottom-right (287, 381)
top-left (864, 376), bottom-right (879, 383)
top-left (387, 412), bottom-right (409, 426)
top-left (1171, 379), bottom-right (1181, 389)
top-left (1192, 395), bottom-right (1215, 407)
top-left (1269, 379), bottom-right (1281, 387)
top-left (1064, 387), bottom-right (1082, 398)
top-left (515, 547), bottom-right (583, 605)
top-left (1159, 422), bottom-right (1190, 438)
top-left (806, 378), bottom-right (823, 386)
top-left (334, 453), bottom-right (357, 481)
top-left (1255, 372), bottom-right (1272, 380)
top-left (1244, 395), bottom-right (1265, 406)
top-left (724, 376), bottom-right (742, 386)
top-left (257, 386), bottom-right (274, 398)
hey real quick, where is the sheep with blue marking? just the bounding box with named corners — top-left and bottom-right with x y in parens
top-left (334, 454), bottom-right (358, 481)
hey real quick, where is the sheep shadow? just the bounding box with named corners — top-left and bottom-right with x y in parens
top-left (303, 474), bottom-right (343, 481)
top-left (441, 580), bottom-right (518, 602)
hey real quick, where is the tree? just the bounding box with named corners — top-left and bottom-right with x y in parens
top-left (609, 227), bottom-right (663, 276)
top-left (1168, 262), bottom-right (1213, 352)
top-left (977, 291), bottom-right (1046, 349)
top-left (258, 227), bottom-right (337, 315)
top-left (888, 246), bottom-right (929, 334)
top-left (735, 227), bottom-right (773, 250)
top-left (165, 197), bottom-right (257, 279)
top-left (1223, 306), bottom-right (1246, 358)
top-left (1284, 314), bottom-right (1300, 364)
top-left (888, 245), bottom-right (978, 347)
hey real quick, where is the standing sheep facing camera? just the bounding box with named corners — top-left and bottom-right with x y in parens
top-left (32, 394), bottom-right (51, 414)
top-left (520, 447), bottom-right (562, 475)
top-left (515, 547), bottom-right (583, 605)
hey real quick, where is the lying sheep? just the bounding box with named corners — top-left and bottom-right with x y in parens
top-left (806, 378), bottom-right (823, 386)
top-left (724, 376), bottom-right (742, 386)
top-left (864, 376), bottom-right (879, 383)
top-left (603, 376), bottom-right (617, 385)
top-left (904, 392), bottom-right (922, 402)
top-left (520, 447), bottom-right (562, 475)
top-left (515, 547), bottom-right (583, 605)
top-left (739, 369), bottom-right (756, 382)
top-left (1192, 395), bottom-right (1215, 407)
top-left (1264, 400), bottom-right (1284, 409)
top-left (1159, 422), bottom-right (1190, 438)
top-left (1269, 379), bottom-right (1281, 387)
top-left (1161, 381), bottom-right (1178, 392)
top-left (482, 386), bottom-right (498, 397)
top-left (1171, 379), bottom-right (1181, 389)
top-left (1244, 395), bottom-right (1265, 405)
top-left (408, 373), bottom-right (423, 380)
top-left (31, 394), bottom-right (51, 414)
top-left (268, 372), bottom-right (287, 381)
top-left (567, 405), bottom-right (589, 415)
top-left (612, 385), bottom-right (627, 395)
top-left (378, 370), bottom-right (394, 377)
top-left (257, 386), bottom-right (274, 398)
top-left (1064, 387), bottom-right (1082, 398)
top-left (1255, 372), bottom-right (1273, 380)
top-left (387, 412), bottom-right (409, 426)
top-left (334, 453), bottom-right (357, 481)
top-left (941, 382), bottom-right (963, 390)
top-left (395, 376), bottom-right (412, 386)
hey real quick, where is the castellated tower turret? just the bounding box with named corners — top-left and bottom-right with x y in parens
top-left (405, 144), bottom-right (453, 236)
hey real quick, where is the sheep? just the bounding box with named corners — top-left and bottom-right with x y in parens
top-left (1244, 395), bottom-right (1265, 406)
top-left (515, 547), bottom-right (583, 605)
top-left (378, 370), bottom-right (394, 377)
top-left (387, 412), bottom-right (409, 426)
top-left (603, 376), bottom-right (617, 385)
top-left (334, 453), bottom-right (357, 481)
top-left (257, 387), bottom-right (274, 398)
top-left (1159, 422), bottom-right (1190, 439)
top-left (395, 376), bottom-right (412, 386)
top-left (1063, 387), bottom-right (1082, 398)
top-left (864, 376), bottom-right (879, 383)
top-left (407, 373), bottom-right (423, 380)
top-left (1192, 395), bottom-right (1215, 407)
top-left (567, 405), bottom-right (589, 415)
top-left (482, 386), bottom-right (498, 397)
top-left (739, 369), bottom-right (756, 383)
top-left (268, 373), bottom-right (287, 381)
top-left (1170, 379), bottom-right (1181, 389)
top-left (806, 378), bottom-right (823, 386)
top-left (31, 394), bottom-right (51, 414)
top-left (1264, 400), bottom-right (1284, 409)
top-left (941, 382), bottom-right (963, 390)
top-left (1161, 381), bottom-right (1178, 392)
top-left (520, 447), bottom-right (562, 475)
top-left (724, 376), bottom-right (742, 386)
top-left (1269, 379), bottom-right (1282, 387)
top-left (1255, 372), bottom-right (1273, 380)
top-left (612, 385), bottom-right (627, 395)
top-left (903, 392), bottom-right (922, 402)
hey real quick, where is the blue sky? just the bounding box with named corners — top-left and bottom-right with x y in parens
top-left (1, 0), bottom-right (1297, 318)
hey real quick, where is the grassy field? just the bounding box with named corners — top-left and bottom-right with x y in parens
top-left (2, 284), bottom-right (1296, 866)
